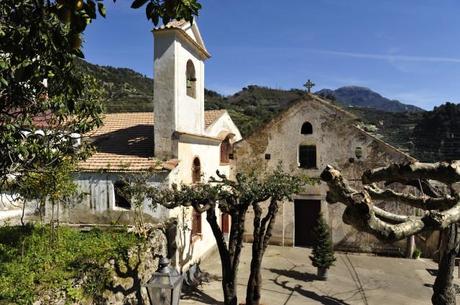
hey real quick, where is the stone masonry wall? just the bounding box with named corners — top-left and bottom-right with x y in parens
top-left (234, 96), bottom-right (440, 257)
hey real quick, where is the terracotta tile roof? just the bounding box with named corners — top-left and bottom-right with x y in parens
top-left (79, 113), bottom-right (159, 172)
top-left (204, 110), bottom-right (226, 128)
top-left (79, 111), bottom-right (224, 172)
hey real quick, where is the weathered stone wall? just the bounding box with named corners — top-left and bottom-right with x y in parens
top-left (234, 95), bottom-right (439, 257)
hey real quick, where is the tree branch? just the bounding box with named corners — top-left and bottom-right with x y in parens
top-left (372, 206), bottom-right (410, 223)
top-left (363, 161), bottom-right (460, 185)
top-left (321, 165), bottom-right (460, 242)
top-left (365, 184), bottom-right (457, 211)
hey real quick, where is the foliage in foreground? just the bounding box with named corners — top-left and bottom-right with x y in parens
top-left (1, 0), bottom-right (203, 185)
top-left (1, 0), bottom-right (104, 178)
top-left (0, 225), bottom-right (140, 305)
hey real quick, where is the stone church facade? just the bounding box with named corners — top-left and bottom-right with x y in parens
top-left (232, 96), bottom-right (439, 256)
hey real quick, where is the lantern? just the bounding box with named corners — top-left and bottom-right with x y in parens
top-left (146, 257), bottom-right (183, 305)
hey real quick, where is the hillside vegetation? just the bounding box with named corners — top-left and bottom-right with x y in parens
top-left (348, 107), bottom-right (424, 153)
top-left (412, 103), bottom-right (460, 162)
top-left (76, 59), bottom-right (153, 112)
top-left (205, 86), bottom-right (305, 136)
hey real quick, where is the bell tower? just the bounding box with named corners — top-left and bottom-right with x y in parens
top-left (153, 20), bottom-right (211, 159)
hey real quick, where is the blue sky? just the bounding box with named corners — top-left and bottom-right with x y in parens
top-left (83, 0), bottom-right (460, 110)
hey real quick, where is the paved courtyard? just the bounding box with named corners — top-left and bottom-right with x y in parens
top-left (181, 244), bottom-right (460, 305)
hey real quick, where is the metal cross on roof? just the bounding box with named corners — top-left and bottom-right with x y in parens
top-left (303, 79), bottom-right (315, 93)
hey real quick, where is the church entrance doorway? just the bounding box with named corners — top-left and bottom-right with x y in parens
top-left (221, 213), bottom-right (230, 234)
top-left (294, 199), bottom-right (321, 247)
top-left (221, 213), bottom-right (230, 242)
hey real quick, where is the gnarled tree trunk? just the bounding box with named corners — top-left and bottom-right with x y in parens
top-left (206, 207), bottom-right (237, 305)
top-left (432, 224), bottom-right (459, 305)
top-left (246, 200), bottom-right (279, 305)
top-left (205, 204), bottom-right (249, 305)
top-left (320, 162), bottom-right (460, 305)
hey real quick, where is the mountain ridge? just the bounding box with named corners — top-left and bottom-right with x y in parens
top-left (316, 86), bottom-right (424, 113)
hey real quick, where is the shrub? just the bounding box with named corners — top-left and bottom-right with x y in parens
top-left (309, 214), bottom-right (336, 269)
top-left (413, 248), bottom-right (422, 259)
top-left (0, 225), bottom-right (140, 305)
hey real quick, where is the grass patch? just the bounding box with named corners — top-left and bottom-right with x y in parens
top-left (0, 224), bottom-right (141, 305)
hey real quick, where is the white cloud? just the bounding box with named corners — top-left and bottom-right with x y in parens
top-left (310, 49), bottom-right (460, 64)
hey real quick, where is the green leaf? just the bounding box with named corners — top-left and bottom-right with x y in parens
top-left (73, 48), bottom-right (85, 58)
top-left (0, 77), bottom-right (8, 86)
top-left (86, 0), bottom-right (97, 19)
top-left (152, 13), bottom-right (159, 26)
top-left (145, 2), bottom-right (154, 20)
top-left (131, 0), bottom-right (149, 9)
top-left (97, 2), bottom-right (106, 17)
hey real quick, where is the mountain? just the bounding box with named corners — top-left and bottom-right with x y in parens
top-left (316, 86), bottom-right (424, 113)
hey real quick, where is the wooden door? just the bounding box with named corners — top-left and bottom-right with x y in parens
top-left (221, 213), bottom-right (230, 234)
top-left (294, 200), bottom-right (321, 247)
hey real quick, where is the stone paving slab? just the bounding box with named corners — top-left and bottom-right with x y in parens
top-left (181, 244), bottom-right (460, 305)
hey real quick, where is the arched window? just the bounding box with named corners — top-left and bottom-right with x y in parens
top-left (192, 157), bottom-right (201, 183)
top-left (186, 60), bottom-right (197, 98)
top-left (114, 181), bottom-right (131, 209)
top-left (301, 122), bottom-right (313, 135)
top-left (220, 136), bottom-right (232, 164)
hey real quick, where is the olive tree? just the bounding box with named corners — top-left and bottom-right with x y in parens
top-left (321, 161), bottom-right (460, 305)
top-left (1, 0), bottom-right (202, 186)
top-left (148, 167), bottom-right (308, 305)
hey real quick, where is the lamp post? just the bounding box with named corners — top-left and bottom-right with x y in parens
top-left (146, 257), bottom-right (183, 305)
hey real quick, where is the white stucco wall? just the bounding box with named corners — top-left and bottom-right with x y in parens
top-left (154, 31), bottom-right (177, 158)
top-left (153, 27), bottom-right (208, 159)
top-left (167, 136), bottom-right (233, 265)
top-left (174, 36), bottom-right (205, 135)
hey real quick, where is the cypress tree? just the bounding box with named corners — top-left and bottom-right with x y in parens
top-left (310, 214), bottom-right (336, 270)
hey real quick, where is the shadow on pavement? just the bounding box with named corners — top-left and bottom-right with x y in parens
top-left (272, 278), bottom-right (352, 305)
top-left (181, 287), bottom-right (224, 305)
top-left (268, 263), bottom-right (353, 305)
top-left (426, 268), bottom-right (438, 276)
top-left (268, 267), bottom-right (319, 282)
